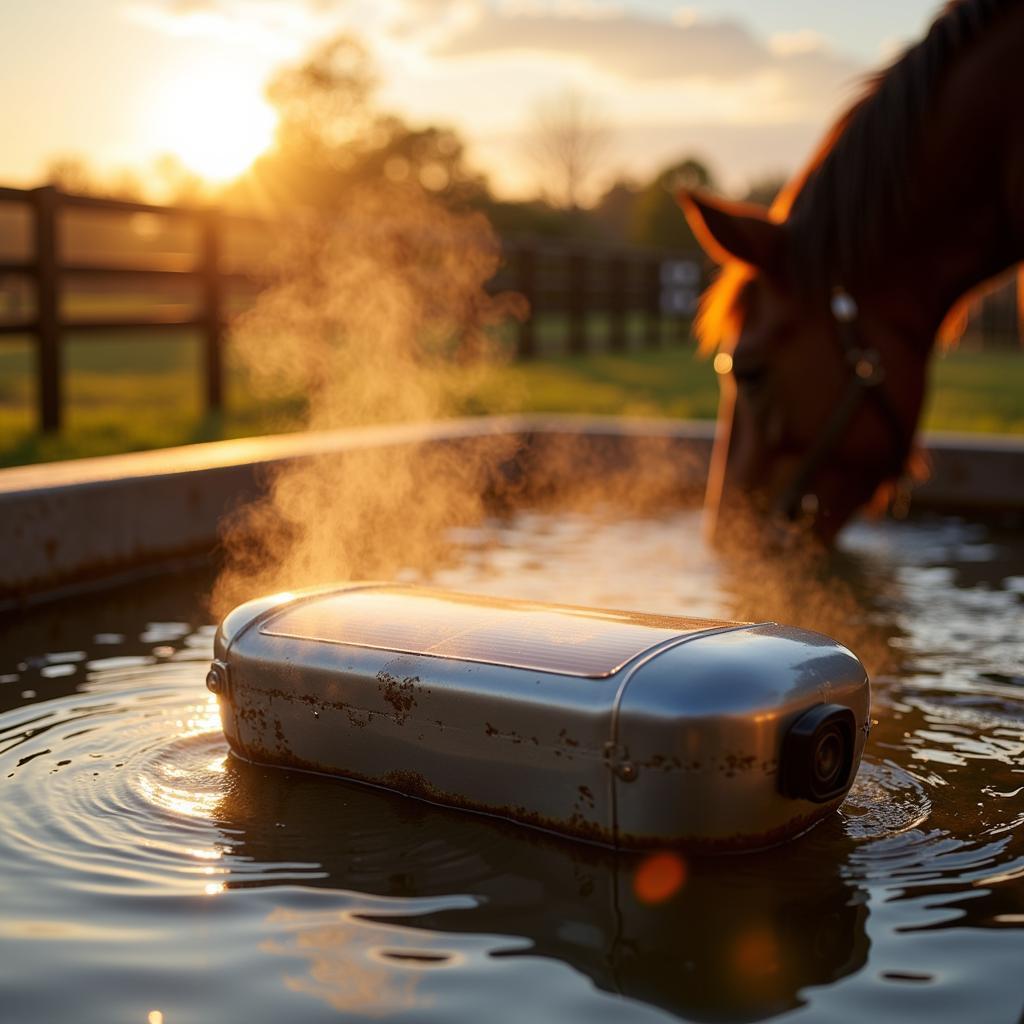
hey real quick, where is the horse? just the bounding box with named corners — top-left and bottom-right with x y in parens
top-left (678, 0), bottom-right (1023, 545)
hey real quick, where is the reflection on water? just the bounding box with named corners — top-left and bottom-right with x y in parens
top-left (0, 509), bottom-right (1022, 1022)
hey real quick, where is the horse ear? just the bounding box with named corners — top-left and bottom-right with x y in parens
top-left (678, 189), bottom-right (787, 276)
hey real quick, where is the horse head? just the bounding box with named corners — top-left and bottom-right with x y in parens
top-left (676, 0), bottom-right (1024, 547)
top-left (680, 189), bottom-right (929, 547)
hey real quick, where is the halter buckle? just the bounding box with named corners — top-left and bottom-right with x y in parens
top-left (830, 288), bottom-right (858, 324)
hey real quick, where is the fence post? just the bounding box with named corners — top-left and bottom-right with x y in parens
top-left (607, 253), bottom-right (626, 351)
top-left (568, 249), bottom-right (587, 354)
top-left (32, 185), bottom-right (61, 433)
top-left (516, 244), bottom-right (537, 359)
top-left (200, 208), bottom-right (224, 414)
top-left (644, 254), bottom-right (662, 348)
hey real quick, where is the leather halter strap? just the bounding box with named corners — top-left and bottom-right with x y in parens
top-left (777, 288), bottom-right (911, 521)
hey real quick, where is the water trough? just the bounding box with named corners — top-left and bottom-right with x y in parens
top-left (1, 414), bottom-right (1022, 608)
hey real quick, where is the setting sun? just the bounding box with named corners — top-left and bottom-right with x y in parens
top-left (154, 70), bottom-right (277, 181)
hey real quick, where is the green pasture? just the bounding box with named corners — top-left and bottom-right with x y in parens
top-left (0, 323), bottom-right (1021, 468)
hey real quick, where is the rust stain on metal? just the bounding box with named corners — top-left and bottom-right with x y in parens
top-left (225, 739), bottom-right (834, 851)
top-left (236, 702), bottom-right (268, 730)
top-left (511, 804), bottom-right (609, 844)
top-left (225, 743), bottom-right (616, 844)
top-left (636, 753), bottom-right (684, 772)
top-left (380, 771), bottom-right (611, 843)
top-left (257, 686), bottom-right (321, 707)
top-left (346, 708), bottom-right (370, 729)
top-left (377, 671), bottom-right (420, 724)
top-left (383, 768), bottom-right (436, 795)
top-left (721, 753), bottom-right (759, 776)
top-left (483, 722), bottom-right (526, 744)
top-left (236, 682), bottom-right (430, 730)
top-left (614, 802), bottom-right (841, 853)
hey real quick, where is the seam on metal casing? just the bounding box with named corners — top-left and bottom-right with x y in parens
top-left (605, 622), bottom-right (772, 844)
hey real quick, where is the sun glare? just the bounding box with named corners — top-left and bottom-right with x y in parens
top-left (155, 70), bottom-right (277, 181)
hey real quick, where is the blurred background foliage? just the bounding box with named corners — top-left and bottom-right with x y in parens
top-left (3, 31), bottom-right (1020, 468)
top-left (41, 33), bottom-right (777, 249)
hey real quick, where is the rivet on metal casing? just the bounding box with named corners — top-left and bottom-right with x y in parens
top-left (206, 660), bottom-right (229, 696)
top-left (615, 761), bottom-right (638, 782)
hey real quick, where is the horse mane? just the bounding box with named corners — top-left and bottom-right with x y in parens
top-left (696, 0), bottom-right (1017, 352)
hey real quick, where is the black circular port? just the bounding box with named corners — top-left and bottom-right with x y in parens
top-left (779, 704), bottom-right (856, 803)
top-left (813, 727), bottom-right (844, 789)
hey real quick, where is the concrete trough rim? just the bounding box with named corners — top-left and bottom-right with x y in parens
top-left (0, 414), bottom-right (1021, 610)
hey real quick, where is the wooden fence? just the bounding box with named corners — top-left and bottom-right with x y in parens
top-left (0, 185), bottom-right (258, 432)
top-left (0, 185), bottom-right (703, 433)
top-left (496, 240), bottom-right (701, 359)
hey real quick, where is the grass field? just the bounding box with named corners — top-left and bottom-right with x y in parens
top-left (0, 325), bottom-right (1022, 468)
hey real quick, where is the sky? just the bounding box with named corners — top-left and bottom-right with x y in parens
top-left (0, 0), bottom-right (943, 200)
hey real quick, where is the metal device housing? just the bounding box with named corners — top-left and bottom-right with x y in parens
top-left (210, 583), bottom-right (869, 850)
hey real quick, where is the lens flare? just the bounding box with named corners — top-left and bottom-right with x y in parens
top-left (732, 925), bottom-right (782, 978)
top-left (633, 851), bottom-right (687, 904)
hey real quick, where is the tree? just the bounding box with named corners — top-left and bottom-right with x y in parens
top-left (266, 35), bottom-right (378, 159)
top-left (349, 119), bottom-right (489, 207)
top-left (231, 34), bottom-right (490, 212)
top-left (591, 178), bottom-right (641, 244)
top-left (44, 155), bottom-right (144, 201)
top-left (45, 155), bottom-right (100, 195)
top-left (526, 89), bottom-right (610, 215)
top-left (480, 196), bottom-right (579, 240)
top-left (629, 157), bottom-right (716, 250)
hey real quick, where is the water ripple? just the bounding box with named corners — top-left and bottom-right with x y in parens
top-left (1, 511), bottom-right (1022, 1023)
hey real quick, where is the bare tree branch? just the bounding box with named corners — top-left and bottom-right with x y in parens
top-left (526, 89), bottom-right (610, 212)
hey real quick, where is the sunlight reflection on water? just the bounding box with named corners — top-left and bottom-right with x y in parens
top-left (0, 508), bottom-right (1021, 1022)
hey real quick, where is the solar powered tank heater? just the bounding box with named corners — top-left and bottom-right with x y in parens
top-left (208, 584), bottom-right (869, 850)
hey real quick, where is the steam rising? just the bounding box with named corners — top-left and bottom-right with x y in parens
top-left (722, 544), bottom-right (896, 678)
top-left (212, 183), bottom-right (523, 616)
top-left (211, 181), bottom-right (897, 688)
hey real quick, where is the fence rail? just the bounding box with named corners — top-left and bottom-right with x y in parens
top-left (0, 184), bottom-right (704, 433)
top-left (0, 186), bottom-right (247, 431)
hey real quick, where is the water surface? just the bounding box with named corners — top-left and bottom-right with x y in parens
top-left (1, 509), bottom-right (1022, 1023)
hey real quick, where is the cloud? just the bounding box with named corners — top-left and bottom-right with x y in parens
top-left (123, 0), bottom-right (373, 49)
top-left (126, 0), bottom-right (864, 116)
top-left (429, 5), bottom-right (864, 108)
top-left (122, 0), bottom-right (311, 51)
top-left (121, 0), bottom-right (868, 196)
top-left (768, 29), bottom-right (828, 57)
top-left (437, 9), bottom-right (762, 79)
